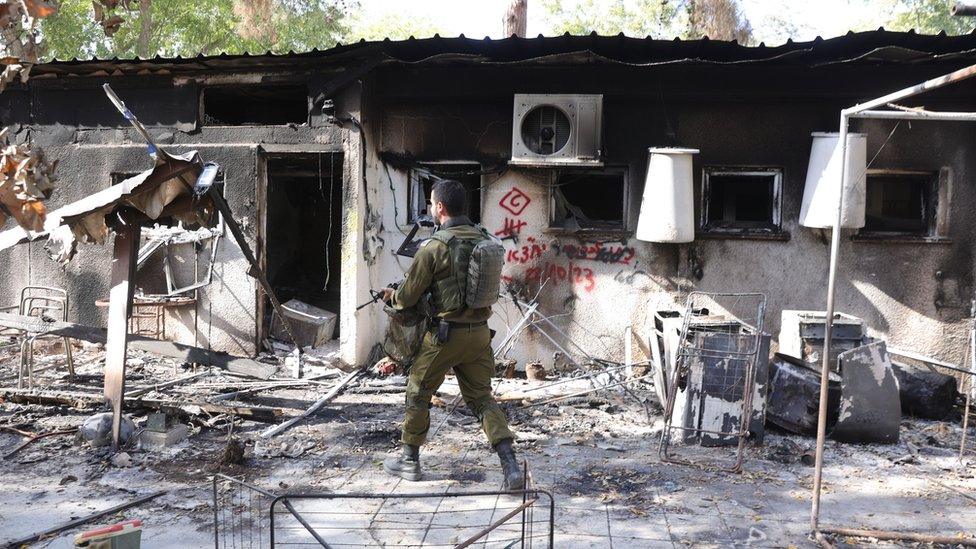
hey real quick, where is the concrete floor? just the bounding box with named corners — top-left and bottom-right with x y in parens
top-left (1, 347), bottom-right (975, 548)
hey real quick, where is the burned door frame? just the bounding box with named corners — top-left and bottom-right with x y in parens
top-left (255, 144), bottom-right (347, 350)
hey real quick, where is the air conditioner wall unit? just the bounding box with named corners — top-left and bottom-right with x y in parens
top-left (510, 94), bottom-right (603, 167)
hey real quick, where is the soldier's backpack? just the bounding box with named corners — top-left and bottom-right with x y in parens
top-left (430, 226), bottom-right (505, 312)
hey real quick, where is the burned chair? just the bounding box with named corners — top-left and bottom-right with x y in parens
top-left (658, 291), bottom-right (768, 473)
top-left (17, 285), bottom-right (74, 388)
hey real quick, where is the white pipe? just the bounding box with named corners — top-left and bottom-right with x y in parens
top-left (851, 110), bottom-right (976, 121)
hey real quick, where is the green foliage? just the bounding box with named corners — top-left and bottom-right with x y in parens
top-left (37, 0), bottom-right (352, 61)
top-left (883, 0), bottom-right (974, 34)
top-left (344, 12), bottom-right (445, 42)
top-left (541, 0), bottom-right (688, 38)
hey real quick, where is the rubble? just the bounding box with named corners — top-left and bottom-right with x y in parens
top-left (0, 338), bottom-right (974, 546)
top-left (79, 412), bottom-right (136, 448)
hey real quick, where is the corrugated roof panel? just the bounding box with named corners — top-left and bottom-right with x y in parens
top-left (18, 30), bottom-right (976, 77)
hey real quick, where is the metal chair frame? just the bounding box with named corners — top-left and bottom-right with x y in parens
top-left (17, 286), bottom-right (74, 388)
top-left (658, 291), bottom-right (767, 473)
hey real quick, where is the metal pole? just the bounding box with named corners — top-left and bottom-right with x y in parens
top-left (819, 527), bottom-right (976, 547)
top-left (810, 111), bottom-right (850, 531)
top-left (809, 62), bottom-right (976, 533)
top-left (851, 109), bottom-right (976, 121)
top-left (845, 63), bottom-right (976, 115)
top-left (952, 2), bottom-right (976, 16)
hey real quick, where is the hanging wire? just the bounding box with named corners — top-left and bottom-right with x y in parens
top-left (383, 160), bottom-right (410, 237)
top-left (321, 153), bottom-right (334, 291)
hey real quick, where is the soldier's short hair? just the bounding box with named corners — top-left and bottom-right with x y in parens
top-left (431, 179), bottom-right (466, 217)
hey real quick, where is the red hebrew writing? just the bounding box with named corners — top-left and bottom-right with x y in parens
top-left (554, 242), bottom-right (636, 265)
top-left (498, 187), bottom-right (531, 216)
top-left (525, 261), bottom-right (596, 292)
top-left (505, 236), bottom-right (547, 264)
top-left (495, 217), bottom-right (527, 237)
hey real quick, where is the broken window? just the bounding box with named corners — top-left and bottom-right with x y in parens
top-left (861, 171), bottom-right (937, 236)
top-left (550, 168), bottom-right (627, 231)
top-left (407, 163), bottom-right (482, 223)
top-left (202, 85), bottom-right (308, 126)
top-left (700, 167), bottom-right (782, 234)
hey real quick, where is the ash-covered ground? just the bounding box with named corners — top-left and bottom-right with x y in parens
top-left (1, 340), bottom-right (974, 548)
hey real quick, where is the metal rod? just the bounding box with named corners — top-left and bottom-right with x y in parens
top-left (452, 498), bottom-right (538, 549)
top-left (810, 111), bottom-right (850, 532)
top-left (280, 499), bottom-right (333, 548)
top-left (495, 301), bottom-right (539, 357)
top-left (851, 109), bottom-right (976, 121)
top-left (952, 1), bottom-right (976, 16)
top-left (124, 369), bottom-right (212, 398)
top-left (887, 346), bottom-right (976, 376)
top-left (843, 63), bottom-right (976, 116)
top-left (819, 527), bottom-right (976, 547)
top-left (812, 60), bottom-right (976, 534)
top-left (962, 301), bottom-right (976, 460)
top-left (5, 490), bottom-right (166, 547)
top-left (524, 373), bottom-right (653, 407)
top-left (2, 428), bottom-right (77, 459)
top-left (260, 368), bottom-right (363, 438)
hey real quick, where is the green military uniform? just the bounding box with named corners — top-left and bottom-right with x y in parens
top-left (391, 216), bottom-right (515, 447)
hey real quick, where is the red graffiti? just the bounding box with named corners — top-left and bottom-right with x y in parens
top-left (495, 217), bottom-right (527, 237)
top-left (524, 261), bottom-right (596, 292)
top-left (505, 236), bottom-right (547, 264)
top-left (555, 242), bottom-right (636, 265)
top-left (498, 187), bottom-right (531, 216)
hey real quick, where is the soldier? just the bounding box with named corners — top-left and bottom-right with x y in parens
top-left (381, 179), bottom-right (524, 490)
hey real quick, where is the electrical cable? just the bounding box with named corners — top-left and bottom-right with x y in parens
top-left (382, 160), bottom-right (410, 237)
top-left (320, 152), bottom-right (334, 291)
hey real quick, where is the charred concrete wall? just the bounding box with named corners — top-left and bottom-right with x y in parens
top-left (369, 63), bottom-right (976, 368)
top-left (0, 73), bottom-right (365, 363)
top-left (3, 56), bottom-right (974, 371)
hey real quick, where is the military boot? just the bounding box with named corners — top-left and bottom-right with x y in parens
top-left (383, 444), bottom-right (422, 481)
top-left (493, 438), bottom-right (525, 491)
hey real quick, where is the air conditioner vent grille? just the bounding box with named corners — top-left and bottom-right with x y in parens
top-left (521, 105), bottom-right (571, 155)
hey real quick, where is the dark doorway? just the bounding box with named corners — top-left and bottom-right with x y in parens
top-left (264, 153), bottom-right (343, 340)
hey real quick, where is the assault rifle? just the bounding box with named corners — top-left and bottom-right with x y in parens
top-left (356, 282), bottom-right (400, 310)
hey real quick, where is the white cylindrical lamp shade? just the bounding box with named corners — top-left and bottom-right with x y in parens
top-left (636, 147), bottom-right (699, 243)
top-left (799, 132), bottom-right (868, 229)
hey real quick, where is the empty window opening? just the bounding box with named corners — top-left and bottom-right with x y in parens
top-left (701, 167), bottom-right (782, 233)
top-left (551, 169), bottom-right (627, 231)
top-left (863, 171), bottom-right (936, 235)
top-left (407, 163), bottom-right (482, 224)
top-left (203, 85), bottom-right (308, 126)
top-left (264, 153), bottom-right (343, 342)
top-left (113, 171), bottom-right (225, 304)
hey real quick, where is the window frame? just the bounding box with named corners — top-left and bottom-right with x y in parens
top-left (200, 83), bottom-right (310, 127)
top-left (699, 165), bottom-right (785, 238)
top-left (547, 165), bottom-right (630, 234)
top-left (406, 161), bottom-right (483, 225)
top-left (855, 168), bottom-right (943, 241)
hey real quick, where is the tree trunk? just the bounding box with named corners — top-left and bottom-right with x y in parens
top-left (503, 0), bottom-right (527, 38)
top-left (137, 0), bottom-right (152, 58)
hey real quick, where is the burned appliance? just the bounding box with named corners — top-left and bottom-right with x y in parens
top-left (779, 310), bottom-right (865, 370)
top-left (766, 353), bottom-right (841, 436)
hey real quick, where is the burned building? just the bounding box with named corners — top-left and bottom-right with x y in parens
top-left (2, 31), bottom-right (976, 368)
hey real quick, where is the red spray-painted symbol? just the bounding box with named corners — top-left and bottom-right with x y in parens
top-left (499, 187), bottom-right (531, 216)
